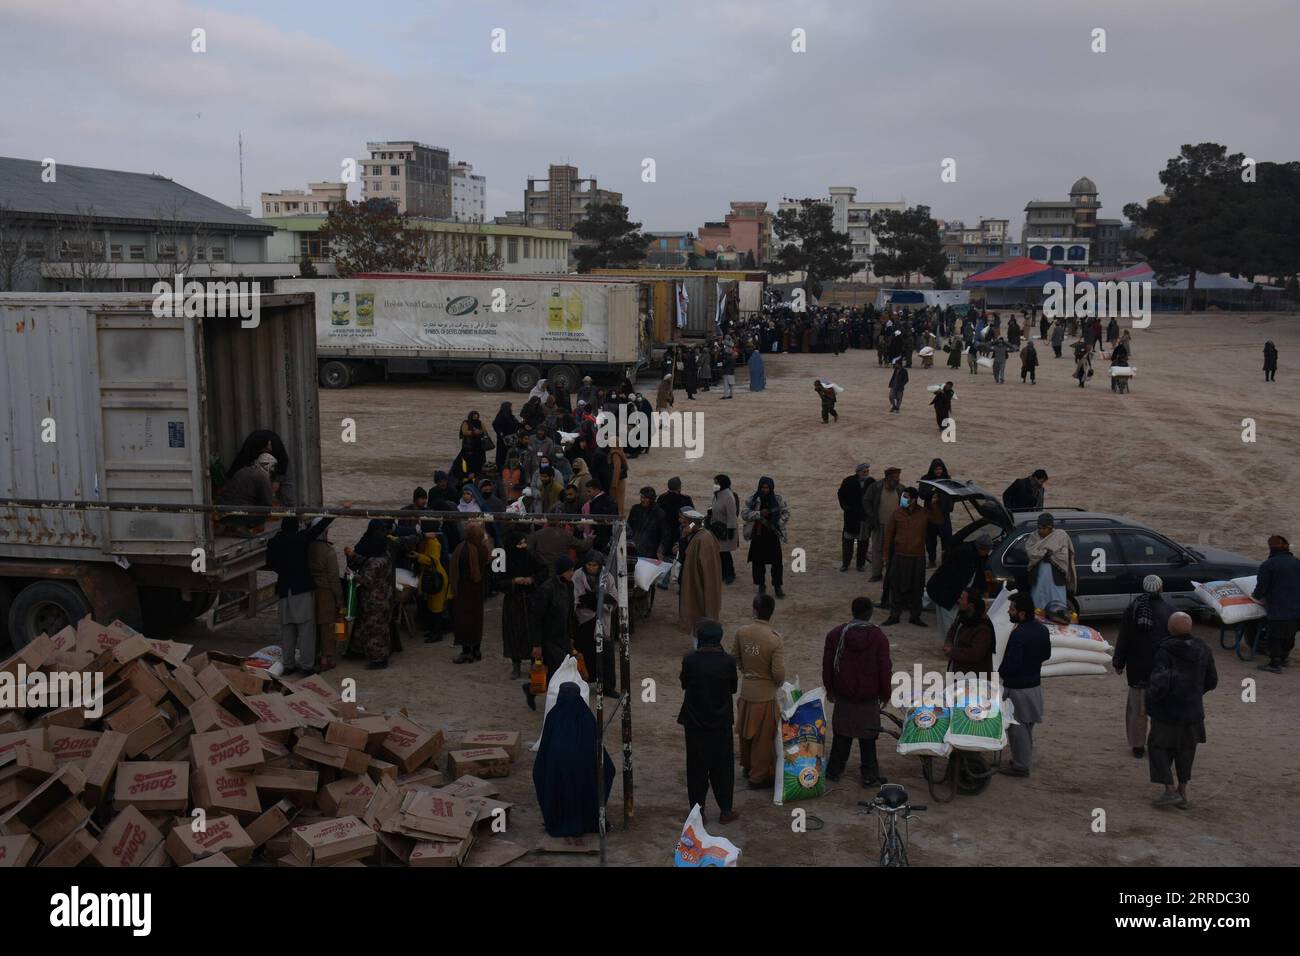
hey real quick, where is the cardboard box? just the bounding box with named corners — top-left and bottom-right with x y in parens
top-left (395, 768), bottom-right (445, 790)
top-left (44, 726), bottom-right (102, 766)
top-left (113, 761), bottom-right (189, 812)
top-left (326, 716), bottom-right (390, 754)
top-left (123, 713), bottom-right (172, 759)
top-left (81, 730), bottom-right (129, 805)
top-left (292, 734), bottom-right (368, 775)
top-left (32, 797), bottom-right (91, 846)
top-left (464, 837), bottom-right (529, 868)
top-left (184, 852), bottom-right (237, 867)
top-left (212, 663), bottom-right (267, 697)
top-left (10, 747), bottom-right (57, 782)
top-left (282, 693), bottom-right (333, 730)
top-left (252, 767), bottom-right (319, 803)
top-left (111, 635), bottom-right (154, 666)
top-left (141, 840), bottom-right (173, 868)
top-left (74, 619), bottom-right (131, 657)
top-left (0, 832), bottom-right (40, 867)
top-left (120, 660), bottom-right (169, 705)
top-left (446, 748), bottom-right (511, 780)
top-left (441, 774), bottom-right (500, 799)
top-left (188, 696), bottom-right (243, 734)
top-left (394, 791), bottom-right (477, 841)
top-left (165, 815), bottom-right (255, 865)
top-left (244, 694), bottom-right (304, 737)
top-left (195, 664), bottom-right (235, 702)
top-left (105, 696), bottom-right (157, 734)
top-left (289, 816), bottom-right (376, 867)
top-left (170, 664), bottom-right (206, 704)
top-left (0, 712), bottom-right (27, 734)
top-left (2, 633), bottom-right (55, 676)
top-left (91, 806), bottom-right (164, 868)
top-left (190, 766), bottom-right (260, 817)
top-left (36, 826), bottom-right (97, 867)
top-left (0, 778), bottom-right (35, 812)
top-left (285, 674), bottom-right (342, 706)
top-left (380, 716), bottom-right (443, 773)
top-left (140, 717), bottom-right (194, 762)
top-left (190, 727), bottom-right (264, 772)
top-left (246, 799), bottom-right (296, 848)
top-left (146, 639), bottom-right (194, 669)
top-left (0, 730), bottom-right (44, 761)
top-left (366, 757), bottom-right (398, 785)
top-left (318, 775), bottom-right (376, 817)
top-left (153, 668), bottom-right (197, 709)
top-left (457, 731), bottom-right (520, 761)
top-left (409, 833), bottom-right (474, 867)
top-left (0, 764), bottom-right (85, 835)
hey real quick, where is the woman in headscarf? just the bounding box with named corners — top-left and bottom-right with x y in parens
top-left (917, 458), bottom-right (953, 569)
top-left (709, 474), bottom-right (740, 585)
top-left (500, 449), bottom-right (525, 507)
top-left (501, 530), bottom-right (540, 678)
top-left (527, 378), bottom-right (550, 404)
top-left (741, 476), bottom-right (790, 599)
top-left (747, 343), bottom-right (766, 391)
top-left (573, 551), bottom-right (618, 695)
top-left (491, 402), bottom-right (518, 473)
top-left (532, 682), bottom-right (615, 837)
top-left (344, 521), bottom-right (396, 669)
top-left (1264, 340), bottom-right (1278, 382)
top-left (520, 396), bottom-right (546, 430)
top-left (449, 522), bottom-right (492, 664)
top-left (655, 373), bottom-right (674, 412)
top-left (552, 381), bottom-right (572, 414)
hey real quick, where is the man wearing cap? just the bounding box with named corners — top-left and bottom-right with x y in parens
top-left (864, 467), bottom-right (903, 584)
top-left (679, 509), bottom-right (722, 635)
top-left (837, 464), bottom-right (875, 572)
top-left (628, 487), bottom-right (667, 560)
top-left (1146, 611), bottom-right (1217, 808)
top-left (1025, 512), bottom-right (1075, 614)
top-left (1115, 574), bottom-right (1175, 756)
top-left (732, 593), bottom-right (784, 789)
top-left (678, 618), bottom-right (739, 825)
top-left (577, 376), bottom-right (597, 407)
top-left (1251, 534), bottom-right (1300, 673)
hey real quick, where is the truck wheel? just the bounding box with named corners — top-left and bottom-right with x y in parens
top-left (7, 581), bottom-right (92, 650)
top-left (0, 581), bottom-right (12, 647)
top-left (320, 361), bottom-right (353, 389)
top-left (474, 363), bottom-right (507, 392)
top-left (511, 364), bottom-right (541, 392)
top-left (548, 364), bottom-right (580, 392)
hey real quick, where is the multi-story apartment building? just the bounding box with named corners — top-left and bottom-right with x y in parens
top-left (697, 201), bottom-right (772, 266)
top-left (260, 182), bottom-right (347, 217)
top-left (1022, 176), bottom-right (1122, 270)
top-left (450, 162), bottom-right (486, 223)
top-left (524, 164), bottom-right (623, 232)
top-left (777, 189), bottom-right (905, 279)
top-left (360, 141), bottom-right (451, 218)
top-left (941, 217), bottom-right (1019, 281)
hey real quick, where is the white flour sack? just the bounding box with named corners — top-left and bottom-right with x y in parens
top-left (1046, 647), bottom-right (1112, 667)
top-left (1041, 661), bottom-right (1108, 678)
top-left (1045, 622), bottom-right (1112, 655)
top-left (1193, 580), bottom-right (1264, 625)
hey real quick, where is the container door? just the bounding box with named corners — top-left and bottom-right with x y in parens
top-left (94, 309), bottom-right (207, 557)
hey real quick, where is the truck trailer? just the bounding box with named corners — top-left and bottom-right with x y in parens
top-left (276, 273), bottom-right (651, 393)
top-left (0, 292), bottom-right (322, 650)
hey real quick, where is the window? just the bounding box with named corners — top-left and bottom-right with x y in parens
top-left (1050, 245), bottom-right (1065, 261)
top-left (507, 238), bottom-right (518, 264)
top-left (1068, 245), bottom-right (1086, 261)
top-left (110, 244), bottom-right (123, 262)
top-left (390, 165), bottom-right (399, 176)
top-left (391, 182), bottom-right (399, 191)
top-left (195, 245), bottom-right (206, 261)
top-left (1071, 531), bottom-right (1120, 574)
top-left (158, 243), bottom-right (177, 260)
top-left (129, 245), bottom-right (145, 261)
top-left (209, 245), bottom-right (225, 261)
top-left (1117, 531), bottom-right (1182, 566)
top-left (60, 240), bottom-right (83, 259)
top-left (522, 238), bottom-right (530, 258)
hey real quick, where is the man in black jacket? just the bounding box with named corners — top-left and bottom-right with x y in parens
top-left (998, 592), bottom-right (1051, 777)
top-left (266, 511), bottom-right (342, 677)
top-left (523, 556), bottom-right (577, 710)
top-left (678, 618), bottom-right (739, 824)
top-left (837, 464), bottom-right (874, 572)
top-left (1114, 575), bottom-right (1175, 757)
top-left (584, 478), bottom-right (618, 553)
top-left (627, 487), bottom-right (666, 559)
top-left (1002, 469), bottom-right (1048, 512)
top-left (1146, 612), bottom-right (1217, 809)
top-left (656, 477), bottom-right (694, 580)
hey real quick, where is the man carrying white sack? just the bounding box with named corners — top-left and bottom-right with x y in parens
top-left (1025, 513), bottom-right (1076, 617)
top-left (1114, 575), bottom-right (1175, 758)
top-left (997, 592), bottom-right (1051, 778)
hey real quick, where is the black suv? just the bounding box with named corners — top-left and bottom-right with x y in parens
top-left (921, 478), bottom-right (1259, 620)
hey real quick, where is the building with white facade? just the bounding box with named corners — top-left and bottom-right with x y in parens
top-left (450, 162), bottom-right (486, 223)
top-left (260, 182), bottom-right (347, 217)
top-left (778, 188), bottom-right (905, 280)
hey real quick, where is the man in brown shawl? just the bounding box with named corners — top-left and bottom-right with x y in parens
top-left (678, 509), bottom-right (722, 634)
top-left (451, 521), bottom-right (492, 663)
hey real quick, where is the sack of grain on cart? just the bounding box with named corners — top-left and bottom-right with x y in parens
top-left (990, 587), bottom-right (1113, 677)
top-left (1192, 578), bottom-right (1265, 626)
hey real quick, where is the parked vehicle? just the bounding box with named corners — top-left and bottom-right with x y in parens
top-left (922, 478), bottom-right (1258, 619)
top-left (277, 274), bottom-right (650, 392)
top-left (0, 292), bottom-right (323, 649)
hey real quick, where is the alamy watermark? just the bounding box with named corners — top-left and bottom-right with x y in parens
top-left (891, 665), bottom-right (1002, 708)
top-left (0, 665), bottom-right (105, 718)
top-left (1042, 274), bottom-right (1151, 328)
top-left (594, 407), bottom-right (704, 460)
top-left (151, 273), bottom-right (261, 327)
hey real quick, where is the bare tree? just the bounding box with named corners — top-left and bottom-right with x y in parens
top-left (151, 197), bottom-right (209, 278)
top-left (52, 204), bottom-right (112, 291)
top-left (0, 202), bottom-right (38, 291)
top-left (418, 222), bottom-right (504, 273)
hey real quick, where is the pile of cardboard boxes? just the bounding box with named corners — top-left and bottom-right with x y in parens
top-left (0, 619), bottom-right (528, 867)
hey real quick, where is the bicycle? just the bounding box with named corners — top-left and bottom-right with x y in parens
top-left (859, 783), bottom-right (926, 867)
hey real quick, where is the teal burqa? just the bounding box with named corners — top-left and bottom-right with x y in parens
top-left (748, 350), bottom-right (766, 391)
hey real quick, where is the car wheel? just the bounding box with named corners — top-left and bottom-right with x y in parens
top-left (8, 581), bottom-right (92, 650)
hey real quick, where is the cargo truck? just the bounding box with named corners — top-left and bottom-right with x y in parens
top-left (276, 273), bottom-right (651, 393)
top-left (0, 292), bottom-right (322, 650)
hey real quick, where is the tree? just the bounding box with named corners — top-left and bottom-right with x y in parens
top-left (1121, 144), bottom-right (1300, 309)
top-left (53, 205), bottom-right (111, 291)
top-left (318, 199), bottom-right (424, 276)
top-left (869, 204), bottom-right (947, 287)
top-left (767, 198), bottom-right (855, 300)
top-left (151, 198), bottom-right (209, 278)
top-left (572, 202), bottom-right (646, 272)
top-left (298, 252), bottom-right (319, 278)
top-left (0, 202), bottom-right (38, 292)
top-left (419, 222), bottom-right (503, 273)
top-left (740, 249), bottom-right (756, 270)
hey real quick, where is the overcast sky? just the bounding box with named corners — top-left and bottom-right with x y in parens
top-left (4, 0), bottom-right (1297, 233)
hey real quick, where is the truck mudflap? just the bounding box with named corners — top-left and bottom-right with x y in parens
top-left (210, 573), bottom-right (279, 628)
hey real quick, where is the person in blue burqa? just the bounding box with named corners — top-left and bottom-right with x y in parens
top-left (747, 344), bottom-right (766, 391)
top-left (532, 682), bottom-right (616, 837)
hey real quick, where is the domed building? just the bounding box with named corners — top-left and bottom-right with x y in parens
top-left (1022, 177), bottom-right (1122, 269)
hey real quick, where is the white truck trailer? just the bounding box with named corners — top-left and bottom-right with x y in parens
top-left (277, 273), bottom-right (650, 393)
top-left (0, 292), bottom-right (322, 649)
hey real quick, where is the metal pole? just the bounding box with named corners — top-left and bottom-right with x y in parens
top-left (591, 527), bottom-right (611, 866)
top-left (616, 517), bottom-right (633, 827)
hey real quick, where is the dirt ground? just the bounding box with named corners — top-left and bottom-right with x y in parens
top-left (189, 312), bottom-right (1300, 867)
